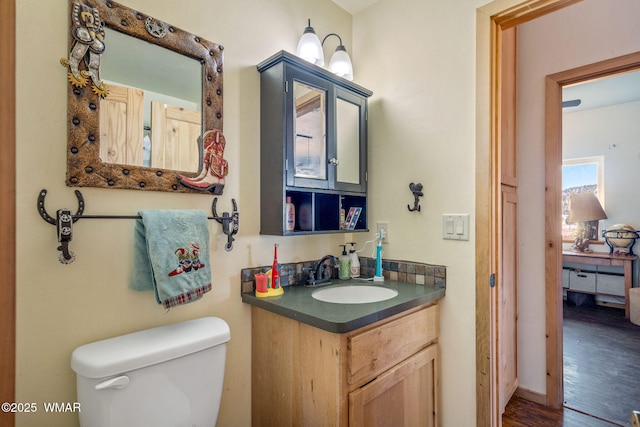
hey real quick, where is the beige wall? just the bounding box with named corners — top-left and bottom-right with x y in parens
top-left (517, 0), bottom-right (640, 396)
top-left (15, 1), bottom-right (353, 426)
top-left (352, 0), bottom-right (486, 424)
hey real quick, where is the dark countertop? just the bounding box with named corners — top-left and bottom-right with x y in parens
top-left (241, 279), bottom-right (445, 333)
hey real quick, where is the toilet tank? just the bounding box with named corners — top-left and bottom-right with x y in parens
top-left (71, 317), bottom-right (230, 427)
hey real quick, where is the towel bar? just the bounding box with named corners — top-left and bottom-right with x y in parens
top-left (37, 189), bottom-right (239, 263)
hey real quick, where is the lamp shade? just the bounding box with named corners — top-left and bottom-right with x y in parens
top-left (567, 192), bottom-right (607, 223)
top-left (328, 45), bottom-right (353, 81)
top-left (295, 20), bottom-right (324, 66)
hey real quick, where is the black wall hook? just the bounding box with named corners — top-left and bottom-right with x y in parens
top-left (407, 182), bottom-right (423, 212)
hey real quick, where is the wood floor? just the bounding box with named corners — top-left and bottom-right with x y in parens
top-left (503, 302), bottom-right (640, 427)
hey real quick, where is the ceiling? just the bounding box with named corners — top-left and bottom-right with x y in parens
top-left (562, 69), bottom-right (640, 112)
top-left (330, 0), bottom-right (640, 113)
top-left (332, 0), bottom-right (380, 14)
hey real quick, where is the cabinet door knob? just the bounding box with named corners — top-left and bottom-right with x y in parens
top-left (328, 157), bottom-right (339, 165)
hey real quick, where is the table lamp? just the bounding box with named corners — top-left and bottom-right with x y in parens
top-left (567, 192), bottom-right (607, 252)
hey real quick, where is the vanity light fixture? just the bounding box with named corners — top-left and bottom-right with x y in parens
top-left (322, 33), bottom-right (354, 81)
top-left (295, 19), bottom-right (324, 66)
top-left (295, 20), bottom-right (354, 81)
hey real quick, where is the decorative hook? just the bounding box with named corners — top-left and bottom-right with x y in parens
top-left (37, 189), bottom-right (85, 263)
top-left (212, 198), bottom-right (239, 251)
top-left (407, 182), bottom-right (423, 212)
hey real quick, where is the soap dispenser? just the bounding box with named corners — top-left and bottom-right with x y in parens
top-left (338, 245), bottom-right (351, 280)
top-left (348, 242), bottom-right (360, 278)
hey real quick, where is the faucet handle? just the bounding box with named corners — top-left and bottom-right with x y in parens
top-left (303, 267), bottom-right (315, 282)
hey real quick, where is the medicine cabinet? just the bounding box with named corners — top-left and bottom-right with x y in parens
top-left (257, 51), bottom-right (372, 235)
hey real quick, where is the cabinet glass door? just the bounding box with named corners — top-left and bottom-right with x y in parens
top-left (336, 97), bottom-right (360, 184)
top-left (294, 81), bottom-right (326, 181)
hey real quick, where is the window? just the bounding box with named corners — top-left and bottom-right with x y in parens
top-left (562, 156), bottom-right (605, 241)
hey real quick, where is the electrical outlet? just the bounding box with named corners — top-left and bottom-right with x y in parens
top-left (377, 221), bottom-right (389, 244)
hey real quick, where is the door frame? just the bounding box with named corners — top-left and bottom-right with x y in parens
top-left (544, 50), bottom-right (640, 408)
top-left (0, 0), bottom-right (16, 425)
top-left (475, 0), bottom-right (581, 425)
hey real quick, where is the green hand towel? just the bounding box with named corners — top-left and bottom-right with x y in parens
top-left (129, 210), bottom-right (212, 308)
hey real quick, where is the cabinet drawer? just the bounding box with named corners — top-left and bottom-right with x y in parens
top-left (569, 270), bottom-right (596, 293)
top-left (597, 273), bottom-right (625, 296)
top-left (348, 304), bottom-right (438, 386)
top-left (562, 269), bottom-right (570, 289)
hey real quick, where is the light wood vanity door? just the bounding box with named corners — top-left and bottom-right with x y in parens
top-left (349, 344), bottom-right (439, 427)
top-left (348, 305), bottom-right (438, 386)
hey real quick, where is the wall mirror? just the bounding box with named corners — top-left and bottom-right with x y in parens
top-left (63, 0), bottom-right (224, 192)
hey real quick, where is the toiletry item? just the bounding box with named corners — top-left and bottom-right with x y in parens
top-left (338, 245), bottom-right (351, 280)
top-left (255, 273), bottom-right (268, 293)
top-left (348, 242), bottom-right (360, 278)
top-left (257, 269), bottom-right (282, 297)
top-left (257, 245), bottom-right (284, 297)
top-left (298, 201), bottom-right (312, 231)
top-left (272, 244), bottom-right (280, 288)
top-left (285, 197), bottom-right (295, 232)
top-left (374, 232), bottom-right (384, 282)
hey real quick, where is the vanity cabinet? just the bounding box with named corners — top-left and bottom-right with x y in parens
top-left (257, 51), bottom-right (372, 235)
top-left (251, 303), bottom-right (440, 426)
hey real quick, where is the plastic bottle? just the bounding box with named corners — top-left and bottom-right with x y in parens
top-left (338, 244), bottom-right (351, 280)
top-left (285, 197), bottom-right (295, 232)
top-left (348, 242), bottom-right (360, 278)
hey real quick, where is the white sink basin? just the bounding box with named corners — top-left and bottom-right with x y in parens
top-left (311, 285), bottom-right (398, 304)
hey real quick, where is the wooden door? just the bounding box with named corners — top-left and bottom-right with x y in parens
top-left (349, 345), bottom-right (439, 427)
top-left (99, 84), bottom-right (145, 165)
top-left (493, 25), bottom-right (519, 421)
top-left (0, 1), bottom-right (16, 424)
top-left (150, 101), bottom-right (201, 172)
top-left (476, 2), bottom-right (583, 425)
top-left (498, 185), bottom-right (518, 412)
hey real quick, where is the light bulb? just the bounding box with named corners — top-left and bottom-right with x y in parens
top-left (295, 20), bottom-right (324, 66)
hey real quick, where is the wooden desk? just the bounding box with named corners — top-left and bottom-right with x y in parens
top-left (562, 251), bottom-right (637, 318)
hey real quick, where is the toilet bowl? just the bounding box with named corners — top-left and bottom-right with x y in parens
top-left (71, 317), bottom-right (230, 427)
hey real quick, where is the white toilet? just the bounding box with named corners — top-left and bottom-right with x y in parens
top-left (71, 317), bottom-right (230, 427)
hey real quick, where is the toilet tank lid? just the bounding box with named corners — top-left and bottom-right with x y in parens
top-left (71, 317), bottom-right (230, 379)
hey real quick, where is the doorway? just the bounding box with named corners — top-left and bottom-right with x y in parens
top-left (545, 51), bottom-right (640, 416)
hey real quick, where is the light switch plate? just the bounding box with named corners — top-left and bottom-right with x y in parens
top-left (442, 214), bottom-right (469, 241)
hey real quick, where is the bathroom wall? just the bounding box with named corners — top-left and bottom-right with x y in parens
top-left (15, 1), bottom-right (354, 426)
top-left (351, 0), bottom-right (486, 424)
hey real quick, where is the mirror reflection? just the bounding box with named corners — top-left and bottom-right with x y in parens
top-left (294, 81), bottom-right (326, 180)
top-left (336, 98), bottom-right (360, 184)
top-left (100, 28), bottom-right (202, 172)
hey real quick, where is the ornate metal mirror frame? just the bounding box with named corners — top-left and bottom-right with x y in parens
top-left (63, 0), bottom-right (223, 192)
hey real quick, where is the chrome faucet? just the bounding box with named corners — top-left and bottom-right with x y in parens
top-left (305, 255), bottom-right (338, 286)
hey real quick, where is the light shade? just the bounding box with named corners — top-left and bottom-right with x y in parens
top-left (295, 20), bottom-right (324, 66)
top-left (328, 45), bottom-right (353, 81)
top-left (567, 192), bottom-right (608, 223)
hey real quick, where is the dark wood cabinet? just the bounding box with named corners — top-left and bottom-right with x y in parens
top-left (257, 51), bottom-right (372, 235)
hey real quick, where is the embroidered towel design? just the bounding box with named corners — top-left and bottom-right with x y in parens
top-left (129, 210), bottom-right (212, 308)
